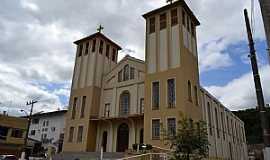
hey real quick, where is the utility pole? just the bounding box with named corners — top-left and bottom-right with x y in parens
top-left (258, 0), bottom-right (270, 64)
top-left (244, 9), bottom-right (270, 158)
top-left (20, 100), bottom-right (38, 160)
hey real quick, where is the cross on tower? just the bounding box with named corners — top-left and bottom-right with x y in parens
top-left (97, 24), bottom-right (104, 33)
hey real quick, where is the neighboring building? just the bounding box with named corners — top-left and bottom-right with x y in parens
top-left (62, 1), bottom-right (248, 159)
top-left (0, 113), bottom-right (28, 157)
top-left (28, 110), bottom-right (67, 153)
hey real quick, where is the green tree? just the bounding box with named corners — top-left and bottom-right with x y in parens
top-left (165, 118), bottom-right (209, 160)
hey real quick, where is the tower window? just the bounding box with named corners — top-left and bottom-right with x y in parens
top-left (112, 49), bottom-right (116, 62)
top-left (215, 108), bottom-right (220, 138)
top-left (167, 78), bottom-right (176, 108)
top-left (68, 127), bottom-right (74, 142)
top-left (191, 23), bottom-right (195, 36)
top-left (99, 40), bottom-right (104, 54)
top-left (187, 16), bottom-right (190, 32)
top-left (92, 39), bottom-right (96, 52)
top-left (77, 126), bottom-right (83, 143)
top-left (130, 67), bottom-right (135, 80)
top-left (182, 10), bottom-right (186, 26)
top-left (207, 102), bottom-right (212, 135)
top-left (160, 13), bottom-right (167, 30)
top-left (85, 42), bottom-right (89, 55)
top-left (80, 96), bottom-right (86, 118)
top-left (78, 44), bottom-right (83, 57)
top-left (194, 86), bottom-right (198, 105)
top-left (123, 65), bottom-right (129, 81)
top-left (152, 119), bottom-right (160, 139)
top-left (106, 44), bottom-right (110, 58)
top-left (71, 97), bottom-right (77, 119)
top-left (171, 9), bottom-right (178, 26)
top-left (188, 81), bottom-right (192, 102)
top-left (152, 81), bottom-right (160, 110)
top-left (167, 118), bottom-right (176, 136)
top-left (149, 17), bottom-right (156, 33)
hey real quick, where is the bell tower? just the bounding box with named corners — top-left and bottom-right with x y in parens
top-left (63, 31), bottom-right (121, 152)
top-left (143, 1), bottom-right (202, 148)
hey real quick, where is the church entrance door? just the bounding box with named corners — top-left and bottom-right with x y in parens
top-left (116, 123), bottom-right (129, 152)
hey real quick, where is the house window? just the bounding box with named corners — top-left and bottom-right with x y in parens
top-left (112, 49), bottom-right (116, 62)
top-left (123, 65), bottom-right (129, 81)
top-left (194, 86), bottom-right (198, 105)
top-left (152, 119), bottom-right (160, 139)
top-left (43, 121), bottom-right (46, 126)
top-left (167, 118), bottom-right (176, 136)
top-left (0, 126), bottom-right (8, 140)
top-left (152, 81), bottom-right (160, 110)
top-left (215, 108), bottom-right (220, 138)
top-left (46, 120), bottom-right (49, 126)
top-left (99, 40), bottom-right (104, 54)
top-left (92, 39), bottom-right (96, 52)
top-left (106, 44), bottom-right (110, 58)
top-left (188, 81), bottom-right (192, 102)
top-left (72, 97), bottom-right (78, 119)
top-left (171, 9), bottom-right (178, 26)
top-left (11, 128), bottom-right (23, 138)
top-left (140, 98), bottom-right (144, 114)
top-left (104, 103), bottom-right (110, 117)
top-left (32, 118), bottom-right (39, 124)
top-left (182, 10), bottom-right (186, 26)
top-left (68, 127), bottom-right (74, 142)
top-left (85, 42), bottom-right (89, 55)
top-left (51, 127), bottom-right (56, 132)
top-left (160, 13), bottom-right (167, 30)
top-left (130, 67), bottom-right (135, 80)
top-left (78, 44), bottom-right (83, 57)
top-left (81, 96), bottom-right (86, 118)
top-left (77, 126), bottom-right (83, 143)
top-left (119, 91), bottom-right (130, 116)
top-left (207, 102), bottom-right (212, 135)
top-left (30, 130), bottom-right (36, 136)
top-left (167, 78), bottom-right (176, 108)
top-left (118, 70), bottom-right (123, 82)
top-left (149, 17), bottom-right (155, 33)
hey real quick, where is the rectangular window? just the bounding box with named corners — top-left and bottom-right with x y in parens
top-left (11, 128), bottom-right (23, 138)
top-left (81, 96), bottom-right (86, 118)
top-left (171, 9), bottom-right (178, 26)
top-left (78, 44), bottom-right (83, 57)
top-left (221, 112), bottom-right (225, 140)
top-left (92, 39), bottom-right (96, 52)
top-left (140, 98), bottom-right (144, 114)
top-left (85, 42), bottom-right (89, 55)
top-left (99, 40), bottom-right (104, 54)
top-left (187, 16), bottom-right (190, 32)
top-left (118, 70), bottom-right (123, 82)
top-left (215, 108), bottom-right (220, 138)
top-left (152, 119), bottom-right (160, 139)
top-left (160, 13), bottom-right (167, 30)
top-left (112, 49), bottom-right (116, 62)
top-left (30, 130), bottom-right (36, 136)
top-left (0, 126), bottom-right (9, 140)
top-left (194, 86), bottom-right (198, 105)
top-left (77, 126), bottom-right (83, 143)
top-left (104, 103), bottom-right (110, 117)
top-left (123, 65), bottom-right (129, 81)
top-left (167, 118), bottom-right (176, 136)
top-left (72, 97), bottom-right (77, 119)
top-left (188, 81), bottom-right (192, 102)
top-left (149, 17), bottom-right (156, 33)
top-left (32, 118), bottom-right (39, 124)
top-left (207, 102), bottom-right (212, 135)
top-left (106, 44), bottom-right (110, 58)
top-left (130, 67), bottom-right (135, 80)
top-left (191, 23), bottom-right (195, 36)
top-left (51, 127), bottom-right (56, 132)
top-left (182, 10), bottom-right (186, 26)
top-left (68, 127), bottom-right (74, 142)
top-left (167, 79), bottom-right (176, 108)
top-left (152, 81), bottom-right (160, 110)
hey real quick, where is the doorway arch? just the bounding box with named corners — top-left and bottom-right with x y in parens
top-left (116, 123), bottom-right (129, 152)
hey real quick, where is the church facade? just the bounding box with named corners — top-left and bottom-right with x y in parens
top-left (63, 1), bottom-right (248, 159)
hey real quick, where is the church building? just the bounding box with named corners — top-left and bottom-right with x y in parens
top-left (63, 1), bottom-right (248, 159)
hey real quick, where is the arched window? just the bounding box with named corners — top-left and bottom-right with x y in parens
top-left (119, 91), bottom-right (130, 116)
top-left (123, 65), bottom-right (129, 81)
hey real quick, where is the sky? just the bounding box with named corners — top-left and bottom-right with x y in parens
top-left (0, 0), bottom-right (269, 116)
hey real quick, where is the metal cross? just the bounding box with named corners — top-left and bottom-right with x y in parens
top-left (97, 24), bottom-right (104, 33)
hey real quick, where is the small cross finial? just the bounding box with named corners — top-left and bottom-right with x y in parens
top-left (97, 24), bottom-right (104, 33)
top-left (166, 0), bottom-right (174, 4)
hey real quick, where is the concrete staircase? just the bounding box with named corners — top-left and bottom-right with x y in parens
top-left (52, 152), bottom-right (125, 160)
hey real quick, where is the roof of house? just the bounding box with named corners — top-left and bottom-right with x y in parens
top-left (142, 0), bottom-right (200, 26)
top-left (74, 32), bottom-right (122, 50)
top-left (30, 110), bottom-right (67, 118)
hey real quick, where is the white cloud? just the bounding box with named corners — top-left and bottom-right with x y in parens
top-left (205, 65), bottom-right (270, 110)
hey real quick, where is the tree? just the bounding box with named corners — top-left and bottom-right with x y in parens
top-left (165, 118), bottom-right (209, 160)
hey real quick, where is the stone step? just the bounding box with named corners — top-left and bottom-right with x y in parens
top-left (53, 152), bottom-right (125, 160)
